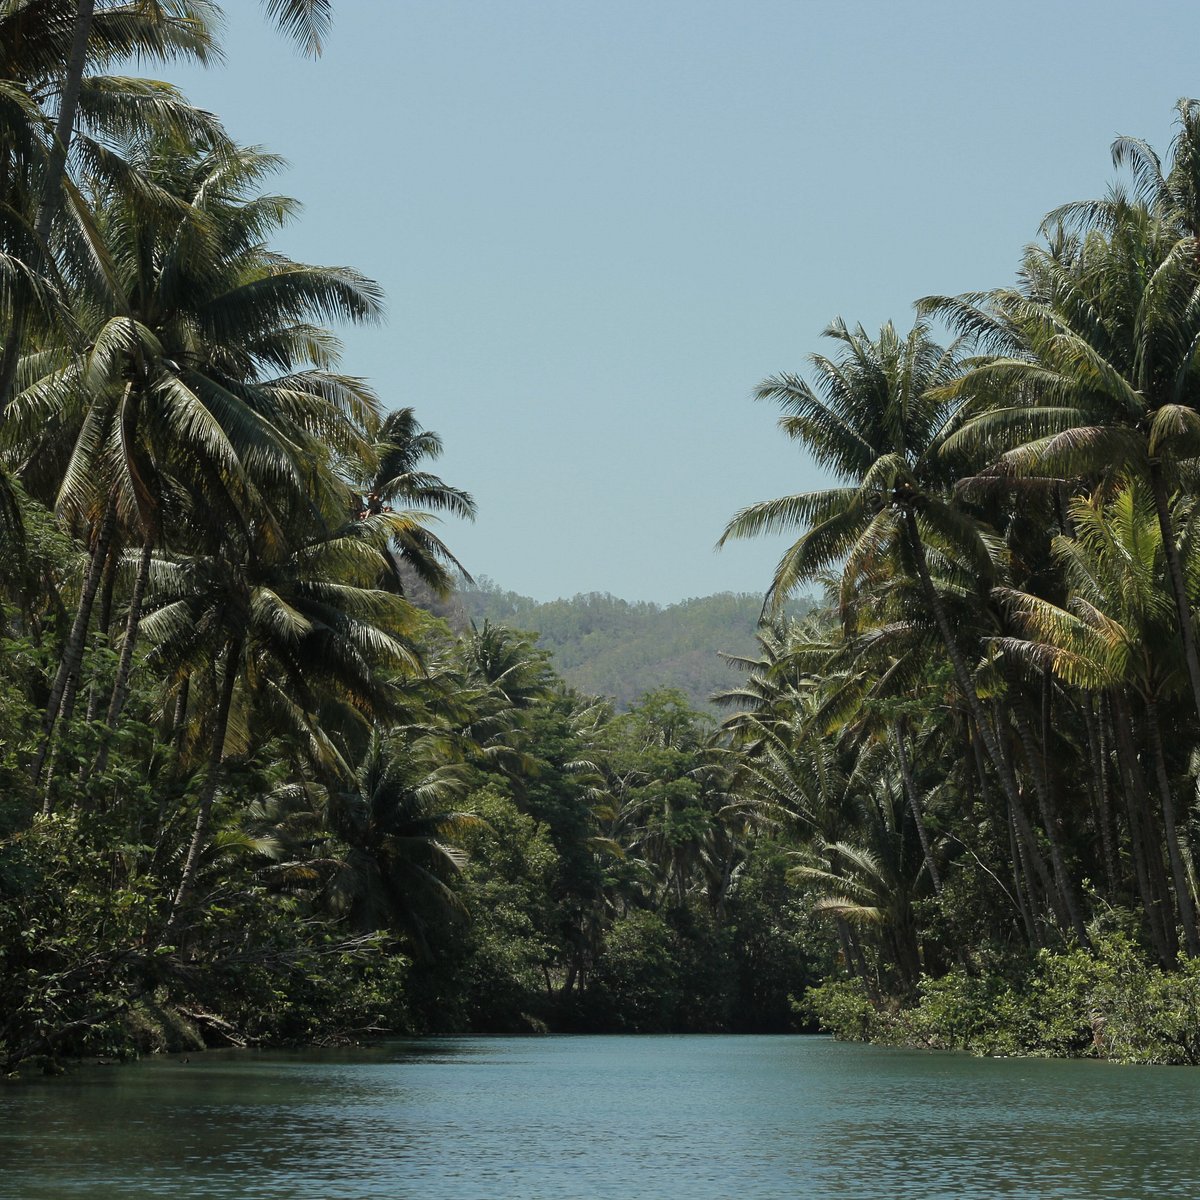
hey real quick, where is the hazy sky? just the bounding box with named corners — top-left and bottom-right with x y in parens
top-left (159, 0), bottom-right (1200, 603)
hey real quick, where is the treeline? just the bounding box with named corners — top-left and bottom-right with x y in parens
top-left (0, 3), bottom-right (820, 1071)
top-left (458, 582), bottom-right (812, 711)
top-left (721, 100), bottom-right (1200, 1062)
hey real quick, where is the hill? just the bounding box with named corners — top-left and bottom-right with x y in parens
top-left (455, 580), bottom-right (813, 711)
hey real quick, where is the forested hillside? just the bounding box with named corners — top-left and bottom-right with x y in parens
top-left (457, 582), bottom-right (812, 710)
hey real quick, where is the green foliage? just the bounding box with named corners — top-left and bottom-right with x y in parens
top-left (16, 4), bottom-right (1200, 1076)
top-left (726, 843), bottom-right (828, 1032)
top-left (800, 979), bottom-right (883, 1043)
top-left (580, 905), bottom-right (735, 1033)
top-left (403, 786), bottom-right (559, 1033)
top-left (460, 582), bottom-right (813, 711)
top-left (0, 812), bottom-right (162, 1069)
top-left (806, 933), bottom-right (1200, 1065)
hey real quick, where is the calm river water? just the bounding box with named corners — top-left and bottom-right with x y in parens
top-left (2, 1035), bottom-right (1199, 1198)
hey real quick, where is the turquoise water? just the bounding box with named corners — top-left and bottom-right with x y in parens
top-left (2, 1035), bottom-right (1199, 1198)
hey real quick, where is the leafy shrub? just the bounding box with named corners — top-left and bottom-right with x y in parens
top-left (806, 932), bottom-right (1200, 1064)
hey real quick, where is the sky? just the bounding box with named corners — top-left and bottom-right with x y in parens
top-left (154, 0), bottom-right (1200, 604)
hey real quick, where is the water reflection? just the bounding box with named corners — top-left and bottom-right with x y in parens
top-left (1, 1037), bottom-right (1198, 1199)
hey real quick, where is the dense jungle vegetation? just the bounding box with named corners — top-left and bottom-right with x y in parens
top-left (9, 2), bottom-right (1200, 1073)
top-left (0, 1), bottom-right (820, 1072)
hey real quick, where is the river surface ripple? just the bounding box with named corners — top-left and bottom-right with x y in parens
top-left (2, 1034), bottom-right (1198, 1198)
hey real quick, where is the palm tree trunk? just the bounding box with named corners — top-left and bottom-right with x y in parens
top-left (36, 0), bottom-right (94, 252)
top-left (970, 709), bottom-right (1051, 934)
top-left (1111, 690), bottom-right (1176, 964)
top-left (163, 637), bottom-right (241, 943)
top-left (1149, 463), bottom-right (1200, 724)
top-left (170, 675), bottom-right (191, 758)
top-left (836, 916), bottom-right (874, 999)
top-left (1082, 697), bottom-right (1119, 895)
top-left (83, 547), bottom-right (119, 724)
top-left (33, 492), bottom-right (116, 793)
top-left (892, 721), bottom-right (941, 895)
top-left (904, 512), bottom-right (1011, 784)
top-left (88, 539), bottom-right (153, 779)
top-left (903, 509), bottom-right (1087, 940)
top-left (1006, 800), bottom-right (1038, 945)
top-left (1004, 686), bottom-right (1089, 947)
top-left (1144, 691), bottom-right (1200, 956)
top-left (994, 699), bottom-right (1070, 937)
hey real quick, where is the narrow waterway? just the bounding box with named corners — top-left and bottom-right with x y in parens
top-left (2, 1035), bottom-right (1198, 1199)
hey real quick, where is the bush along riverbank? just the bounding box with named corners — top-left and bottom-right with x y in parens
top-left (804, 933), bottom-right (1200, 1066)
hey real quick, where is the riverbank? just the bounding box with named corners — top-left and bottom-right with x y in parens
top-left (805, 934), bottom-right (1200, 1066)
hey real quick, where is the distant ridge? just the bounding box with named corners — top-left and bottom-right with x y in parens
top-left (455, 579), bottom-right (814, 711)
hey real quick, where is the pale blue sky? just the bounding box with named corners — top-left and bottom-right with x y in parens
top-left (160, 0), bottom-right (1200, 603)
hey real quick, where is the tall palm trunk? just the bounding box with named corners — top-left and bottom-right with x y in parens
top-left (835, 915), bottom-right (874, 999)
top-left (1006, 800), bottom-right (1038, 945)
top-left (904, 512), bottom-right (1004, 781)
top-left (88, 539), bottom-right (153, 780)
top-left (1082, 698), bottom-right (1119, 895)
top-left (83, 547), bottom-right (119, 724)
top-left (993, 717), bottom-right (1056, 908)
top-left (1004, 684), bottom-right (1089, 947)
top-left (1148, 463), bottom-right (1200, 725)
top-left (1144, 691), bottom-right (1200, 956)
top-left (969, 719), bottom-right (1045, 940)
top-left (33, 491), bottom-right (116, 793)
top-left (170, 675), bottom-right (191, 758)
top-left (903, 508), bottom-right (1088, 942)
top-left (163, 637), bottom-right (242, 943)
top-left (1111, 690), bottom-right (1176, 964)
top-left (892, 721), bottom-right (941, 895)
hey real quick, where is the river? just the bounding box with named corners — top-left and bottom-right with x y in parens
top-left (2, 1035), bottom-right (1198, 1198)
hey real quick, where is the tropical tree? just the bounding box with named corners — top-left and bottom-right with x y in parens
top-left (321, 730), bottom-right (481, 957)
top-left (717, 319), bottom-right (1088, 933)
top-left (355, 406), bottom-right (476, 596)
top-left (11, 137), bottom-right (386, 786)
top-left (0, 0), bottom-right (222, 414)
top-left (144, 499), bottom-right (424, 939)
top-left (930, 150), bottom-right (1200, 728)
top-left (1000, 482), bottom-right (1200, 956)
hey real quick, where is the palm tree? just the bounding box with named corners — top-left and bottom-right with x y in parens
top-left (322, 731), bottom-right (481, 957)
top-left (1048, 98), bottom-right (1200, 245)
top-left (999, 481), bottom-right (1200, 955)
top-left (717, 319), bottom-right (1082, 933)
top-left (261, 0), bottom-right (332, 56)
top-left (930, 156), bottom-right (1200, 730)
top-left (12, 138), bottom-right (386, 786)
top-left (356, 407), bottom-right (476, 596)
top-left (0, 0), bottom-right (221, 415)
top-left (145, 498), bottom-right (424, 940)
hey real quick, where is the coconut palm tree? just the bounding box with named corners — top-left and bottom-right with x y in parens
top-left (12, 138), bottom-right (386, 786)
top-left (261, 0), bottom-right (332, 56)
top-left (322, 731), bottom-right (482, 957)
top-left (1048, 97), bottom-right (1200, 245)
top-left (717, 319), bottom-right (1080, 931)
top-left (930, 165), bottom-right (1200, 730)
top-left (145, 495), bottom-right (425, 939)
top-left (356, 406), bottom-right (476, 596)
top-left (0, 0), bottom-right (222, 416)
top-left (999, 481), bottom-right (1200, 955)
